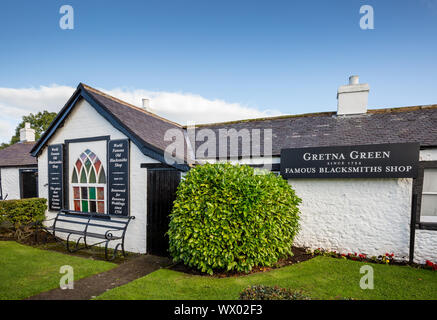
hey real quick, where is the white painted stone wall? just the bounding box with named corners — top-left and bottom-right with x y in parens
top-left (419, 149), bottom-right (437, 162)
top-left (414, 230), bottom-right (437, 263)
top-left (0, 167), bottom-right (21, 199)
top-left (290, 178), bottom-right (413, 260)
top-left (38, 99), bottom-right (158, 253)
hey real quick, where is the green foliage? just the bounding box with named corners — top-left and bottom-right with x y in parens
top-left (0, 110), bottom-right (57, 149)
top-left (0, 198), bottom-right (47, 228)
top-left (168, 163), bottom-right (301, 274)
top-left (239, 285), bottom-right (311, 300)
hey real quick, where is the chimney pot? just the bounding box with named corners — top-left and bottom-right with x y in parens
top-left (142, 98), bottom-right (149, 110)
top-left (142, 98), bottom-right (155, 113)
top-left (349, 75), bottom-right (359, 85)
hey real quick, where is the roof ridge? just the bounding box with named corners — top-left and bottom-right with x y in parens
top-left (186, 104), bottom-right (437, 128)
top-left (79, 83), bottom-right (183, 128)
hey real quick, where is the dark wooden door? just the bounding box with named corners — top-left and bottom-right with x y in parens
top-left (20, 169), bottom-right (38, 199)
top-left (147, 169), bottom-right (180, 256)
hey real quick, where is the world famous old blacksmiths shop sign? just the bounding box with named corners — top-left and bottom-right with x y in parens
top-left (280, 143), bottom-right (420, 179)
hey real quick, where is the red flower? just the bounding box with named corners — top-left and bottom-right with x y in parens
top-left (426, 260), bottom-right (434, 267)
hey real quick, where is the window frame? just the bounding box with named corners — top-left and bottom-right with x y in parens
top-left (412, 160), bottom-right (437, 230)
top-left (70, 151), bottom-right (107, 214)
top-left (64, 136), bottom-right (110, 216)
top-left (18, 167), bottom-right (38, 199)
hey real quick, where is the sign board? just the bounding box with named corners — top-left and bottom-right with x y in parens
top-left (108, 139), bottom-right (129, 216)
top-left (281, 143), bottom-right (420, 179)
top-left (48, 144), bottom-right (64, 210)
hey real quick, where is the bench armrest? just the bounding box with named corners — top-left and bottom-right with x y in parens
top-left (104, 229), bottom-right (122, 240)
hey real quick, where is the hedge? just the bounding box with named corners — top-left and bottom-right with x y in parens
top-left (168, 163), bottom-right (301, 274)
top-left (0, 198), bottom-right (47, 228)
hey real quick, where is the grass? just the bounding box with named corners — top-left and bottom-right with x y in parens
top-left (34, 240), bottom-right (139, 264)
top-left (0, 241), bottom-right (116, 300)
top-left (97, 256), bottom-right (437, 300)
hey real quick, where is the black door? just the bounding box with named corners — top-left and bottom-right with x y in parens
top-left (147, 169), bottom-right (180, 256)
top-left (20, 169), bottom-right (38, 199)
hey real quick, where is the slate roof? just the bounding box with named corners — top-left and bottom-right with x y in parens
top-left (0, 142), bottom-right (37, 167)
top-left (31, 83), bottom-right (191, 170)
top-left (81, 84), bottom-right (190, 162)
top-left (190, 105), bottom-right (437, 158)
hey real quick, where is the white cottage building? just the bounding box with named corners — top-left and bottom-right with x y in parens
top-left (31, 78), bottom-right (437, 263)
top-left (0, 123), bottom-right (38, 200)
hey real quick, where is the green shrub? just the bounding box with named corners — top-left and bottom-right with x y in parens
top-left (168, 163), bottom-right (301, 274)
top-left (239, 285), bottom-right (311, 300)
top-left (0, 198), bottom-right (47, 228)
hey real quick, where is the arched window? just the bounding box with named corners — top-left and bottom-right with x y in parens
top-left (71, 149), bottom-right (106, 213)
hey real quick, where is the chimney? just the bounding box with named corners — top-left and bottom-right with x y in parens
top-left (20, 122), bottom-right (35, 142)
top-left (142, 98), bottom-right (154, 113)
top-left (337, 75), bottom-right (369, 115)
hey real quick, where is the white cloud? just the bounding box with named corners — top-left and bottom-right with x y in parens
top-left (0, 119), bottom-right (14, 144)
top-left (0, 85), bottom-right (281, 143)
top-left (103, 87), bottom-right (281, 126)
top-left (0, 85), bottom-right (75, 144)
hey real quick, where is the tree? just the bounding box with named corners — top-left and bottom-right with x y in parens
top-left (0, 111), bottom-right (57, 149)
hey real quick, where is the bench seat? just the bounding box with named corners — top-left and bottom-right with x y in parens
top-left (45, 226), bottom-right (122, 240)
top-left (39, 210), bottom-right (135, 260)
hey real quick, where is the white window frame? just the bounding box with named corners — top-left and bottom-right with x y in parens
top-left (420, 168), bottom-right (437, 223)
top-left (67, 139), bottom-right (108, 215)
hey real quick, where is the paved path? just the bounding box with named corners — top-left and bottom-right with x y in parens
top-left (27, 255), bottom-right (172, 300)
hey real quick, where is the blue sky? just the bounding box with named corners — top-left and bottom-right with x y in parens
top-left (0, 0), bottom-right (436, 142)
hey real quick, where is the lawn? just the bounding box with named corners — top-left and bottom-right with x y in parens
top-left (0, 241), bottom-right (116, 300)
top-left (97, 256), bottom-right (437, 300)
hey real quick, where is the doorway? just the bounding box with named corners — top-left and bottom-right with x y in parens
top-left (146, 168), bottom-right (180, 256)
top-left (20, 168), bottom-right (38, 199)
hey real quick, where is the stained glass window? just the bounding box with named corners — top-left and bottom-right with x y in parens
top-left (71, 149), bottom-right (106, 214)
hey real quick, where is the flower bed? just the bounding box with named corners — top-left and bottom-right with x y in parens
top-left (307, 248), bottom-right (435, 270)
top-left (425, 260), bottom-right (437, 271)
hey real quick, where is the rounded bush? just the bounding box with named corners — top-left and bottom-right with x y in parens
top-left (168, 163), bottom-right (301, 274)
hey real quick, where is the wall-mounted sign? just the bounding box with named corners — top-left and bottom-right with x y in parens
top-left (108, 139), bottom-right (129, 216)
top-left (281, 143), bottom-right (420, 179)
top-left (48, 144), bottom-right (64, 210)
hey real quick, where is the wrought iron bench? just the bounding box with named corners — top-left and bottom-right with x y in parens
top-left (39, 209), bottom-right (135, 260)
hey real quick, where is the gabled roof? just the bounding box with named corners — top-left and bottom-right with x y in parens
top-left (0, 142), bottom-right (37, 167)
top-left (190, 104), bottom-right (437, 158)
top-left (30, 83), bottom-right (190, 171)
